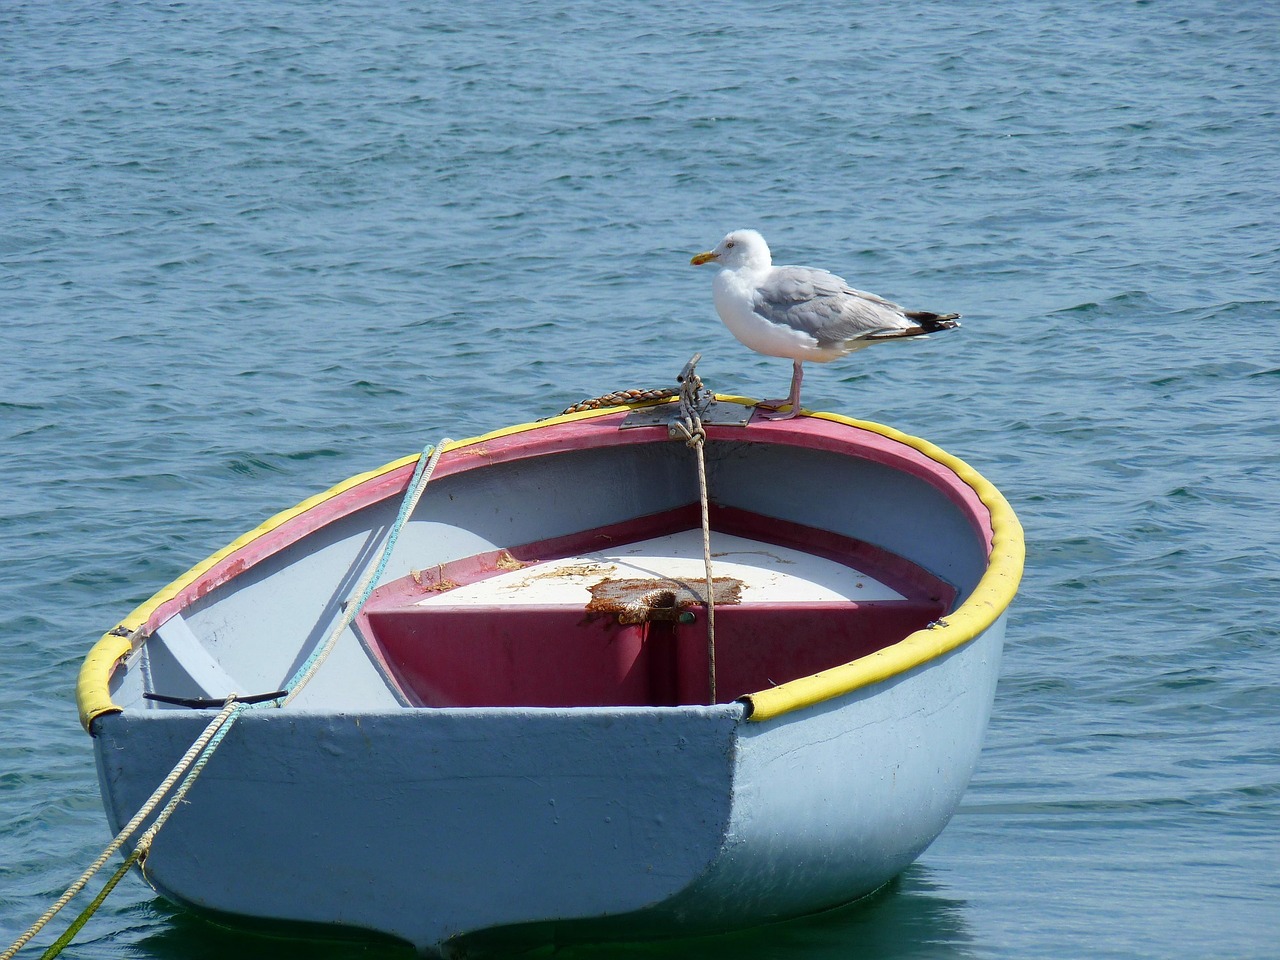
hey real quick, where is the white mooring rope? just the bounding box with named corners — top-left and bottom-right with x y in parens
top-left (670, 358), bottom-right (717, 704)
top-left (1, 698), bottom-right (241, 960)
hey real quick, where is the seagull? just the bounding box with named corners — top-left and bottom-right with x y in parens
top-left (691, 229), bottom-right (960, 420)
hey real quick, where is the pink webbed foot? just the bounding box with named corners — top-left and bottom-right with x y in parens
top-left (754, 360), bottom-right (804, 420)
top-left (755, 402), bottom-right (799, 420)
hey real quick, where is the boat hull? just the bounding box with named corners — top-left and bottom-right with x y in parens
top-left (94, 618), bottom-right (1001, 953)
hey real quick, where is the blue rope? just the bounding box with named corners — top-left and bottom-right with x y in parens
top-left (278, 440), bottom-right (444, 701)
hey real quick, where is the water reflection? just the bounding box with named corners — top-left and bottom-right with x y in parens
top-left (553, 868), bottom-right (975, 960)
top-left (133, 864), bottom-right (972, 960)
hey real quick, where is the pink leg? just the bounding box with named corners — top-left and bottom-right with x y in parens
top-left (757, 360), bottom-right (803, 420)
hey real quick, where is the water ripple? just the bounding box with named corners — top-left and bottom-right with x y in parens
top-left (3, 1), bottom-right (1279, 957)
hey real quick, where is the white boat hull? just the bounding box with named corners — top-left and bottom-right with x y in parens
top-left (94, 619), bottom-right (1002, 952)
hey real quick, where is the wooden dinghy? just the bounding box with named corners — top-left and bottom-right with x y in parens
top-left (78, 391), bottom-right (1023, 955)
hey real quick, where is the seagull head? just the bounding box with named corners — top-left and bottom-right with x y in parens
top-left (690, 229), bottom-right (772, 271)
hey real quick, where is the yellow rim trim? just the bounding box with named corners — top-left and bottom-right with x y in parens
top-left (77, 399), bottom-right (1023, 730)
top-left (740, 411), bottom-right (1024, 721)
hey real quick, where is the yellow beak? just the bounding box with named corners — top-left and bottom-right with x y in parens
top-left (690, 251), bottom-right (719, 265)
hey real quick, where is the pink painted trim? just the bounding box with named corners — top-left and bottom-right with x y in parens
top-left (146, 409), bottom-right (986, 633)
top-left (712, 505), bottom-right (957, 607)
top-left (138, 461), bottom-right (419, 634)
top-left (725, 415), bottom-right (995, 549)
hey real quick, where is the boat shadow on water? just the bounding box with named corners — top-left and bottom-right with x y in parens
top-left (135, 865), bottom-right (975, 960)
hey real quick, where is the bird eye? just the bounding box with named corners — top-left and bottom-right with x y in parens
top-left (725, 241), bottom-right (736, 248)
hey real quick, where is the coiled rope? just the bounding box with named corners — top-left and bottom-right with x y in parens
top-left (4, 438), bottom-right (452, 960)
top-left (557, 387), bottom-right (677, 416)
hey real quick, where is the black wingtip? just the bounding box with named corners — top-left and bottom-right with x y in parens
top-left (908, 311), bottom-right (961, 332)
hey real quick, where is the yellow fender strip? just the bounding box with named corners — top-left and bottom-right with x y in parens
top-left (76, 634), bottom-right (134, 732)
top-left (741, 411), bottom-right (1025, 722)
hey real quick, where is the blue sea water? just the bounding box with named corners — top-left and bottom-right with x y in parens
top-left (2, 1), bottom-right (1278, 957)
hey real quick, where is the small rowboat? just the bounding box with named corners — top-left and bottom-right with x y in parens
top-left (78, 390), bottom-right (1022, 955)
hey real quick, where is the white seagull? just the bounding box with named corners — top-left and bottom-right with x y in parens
top-left (691, 229), bottom-right (960, 420)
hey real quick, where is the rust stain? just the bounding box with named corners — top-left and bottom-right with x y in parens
top-left (500, 561), bottom-right (618, 593)
top-left (531, 562), bottom-right (617, 580)
top-left (586, 576), bottom-right (742, 617)
top-left (411, 566), bottom-right (460, 592)
top-left (494, 552), bottom-right (525, 571)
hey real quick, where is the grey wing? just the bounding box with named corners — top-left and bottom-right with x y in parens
top-left (751, 266), bottom-right (911, 345)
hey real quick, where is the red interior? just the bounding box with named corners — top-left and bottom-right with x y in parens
top-left (368, 598), bottom-right (947, 707)
top-left (359, 507), bottom-right (954, 708)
